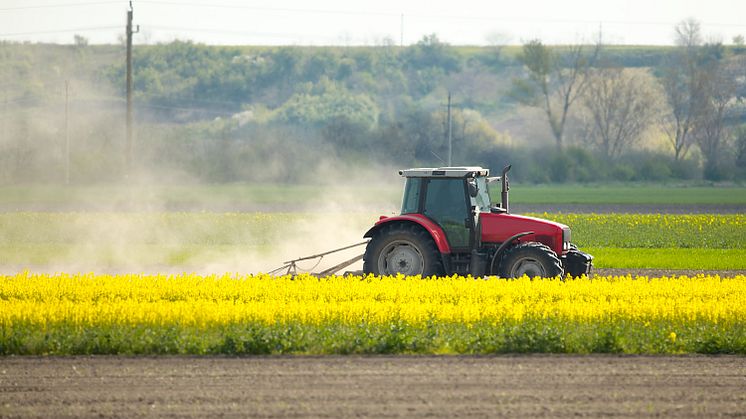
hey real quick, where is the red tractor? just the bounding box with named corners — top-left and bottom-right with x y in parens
top-left (361, 166), bottom-right (592, 278)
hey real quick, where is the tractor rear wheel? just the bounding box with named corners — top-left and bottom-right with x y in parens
top-left (363, 224), bottom-right (443, 277)
top-left (498, 242), bottom-right (563, 279)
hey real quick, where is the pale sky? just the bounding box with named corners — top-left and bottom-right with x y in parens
top-left (1, 0), bottom-right (745, 46)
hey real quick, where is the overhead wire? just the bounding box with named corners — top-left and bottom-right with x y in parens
top-left (0, 26), bottom-right (121, 37)
top-left (140, 25), bottom-right (312, 41)
top-left (136, 0), bottom-right (746, 29)
top-left (1, 0), bottom-right (744, 46)
top-left (0, 1), bottom-right (122, 12)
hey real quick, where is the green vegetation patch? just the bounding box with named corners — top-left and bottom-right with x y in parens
top-left (588, 248), bottom-right (746, 270)
top-left (3, 319), bottom-right (744, 355)
top-left (2, 212), bottom-right (745, 270)
top-left (3, 184), bottom-right (746, 209)
top-left (533, 213), bottom-right (746, 249)
top-left (514, 185), bottom-right (746, 205)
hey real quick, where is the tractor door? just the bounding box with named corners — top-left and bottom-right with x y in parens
top-left (422, 178), bottom-right (474, 251)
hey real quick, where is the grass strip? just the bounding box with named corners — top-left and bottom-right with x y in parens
top-left (2, 319), bottom-right (744, 356)
top-left (587, 248), bottom-right (746, 270)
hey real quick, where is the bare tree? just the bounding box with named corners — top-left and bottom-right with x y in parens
top-left (582, 68), bottom-right (660, 159)
top-left (693, 45), bottom-right (738, 178)
top-left (660, 19), bottom-right (708, 161)
top-left (662, 19), bottom-right (745, 176)
top-left (516, 39), bottom-right (601, 148)
top-left (675, 18), bottom-right (703, 48)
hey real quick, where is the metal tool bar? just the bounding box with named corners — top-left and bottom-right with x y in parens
top-left (282, 241), bottom-right (368, 264)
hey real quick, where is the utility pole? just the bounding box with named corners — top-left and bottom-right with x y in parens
top-left (1, 89), bottom-right (6, 148)
top-left (446, 92), bottom-right (452, 166)
top-left (64, 80), bottom-right (70, 185)
top-left (125, 1), bottom-right (138, 178)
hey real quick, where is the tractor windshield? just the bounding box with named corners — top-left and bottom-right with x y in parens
top-left (474, 177), bottom-right (491, 212)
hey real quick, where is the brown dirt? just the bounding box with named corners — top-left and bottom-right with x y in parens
top-left (1, 355), bottom-right (745, 418)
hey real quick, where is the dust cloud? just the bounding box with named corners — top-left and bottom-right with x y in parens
top-left (0, 43), bottom-right (412, 276)
top-left (1, 161), bottom-right (404, 276)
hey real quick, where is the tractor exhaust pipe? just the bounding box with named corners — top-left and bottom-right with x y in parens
top-left (501, 165), bottom-right (511, 213)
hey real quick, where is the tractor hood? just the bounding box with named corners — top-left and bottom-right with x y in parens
top-left (480, 212), bottom-right (570, 255)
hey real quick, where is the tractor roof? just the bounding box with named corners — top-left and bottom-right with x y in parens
top-left (399, 167), bottom-right (489, 178)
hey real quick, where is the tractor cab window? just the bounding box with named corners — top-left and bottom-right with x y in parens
top-left (401, 178), bottom-right (422, 214)
top-left (474, 177), bottom-right (491, 212)
top-left (423, 178), bottom-right (470, 249)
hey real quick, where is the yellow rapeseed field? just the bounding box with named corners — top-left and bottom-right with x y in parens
top-left (2, 272), bottom-right (745, 354)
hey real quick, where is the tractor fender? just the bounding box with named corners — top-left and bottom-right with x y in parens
top-left (489, 231), bottom-right (534, 274)
top-left (363, 214), bottom-right (451, 254)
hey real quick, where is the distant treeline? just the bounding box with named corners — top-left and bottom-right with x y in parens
top-left (1, 30), bottom-right (745, 184)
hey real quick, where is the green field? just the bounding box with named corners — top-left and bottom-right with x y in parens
top-left (588, 248), bottom-right (746, 270)
top-left (510, 185), bottom-right (746, 205)
top-left (1, 212), bottom-right (743, 271)
top-left (0, 184), bottom-right (400, 209)
top-left (2, 184), bottom-right (746, 209)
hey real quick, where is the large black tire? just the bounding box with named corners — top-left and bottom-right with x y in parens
top-left (363, 223), bottom-right (444, 277)
top-left (497, 242), bottom-right (563, 279)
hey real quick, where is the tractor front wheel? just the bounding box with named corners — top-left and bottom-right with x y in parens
top-left (498, 242), bottom-right (563, 279)
top-left (363, 224), bottom-right (443, 277)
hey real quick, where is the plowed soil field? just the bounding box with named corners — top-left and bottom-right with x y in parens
top-left (1, 356), bottom-right (745, 418)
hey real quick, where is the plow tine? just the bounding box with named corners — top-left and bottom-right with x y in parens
top-left (267, 263), bottom-right (292, 276)
top-left (315, 253), bottom-right (364, 277)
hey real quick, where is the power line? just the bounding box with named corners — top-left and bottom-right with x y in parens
top-left (0, 1), bottom-right (121, 12)
top-left (0, 26), bottom-right (120, 37)
top-left (139, 1), bottom-right (398, 18)
top-left (142, 25), bottom-right (313, 41)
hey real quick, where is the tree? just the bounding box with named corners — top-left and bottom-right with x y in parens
top-left (582, 68), bottom-right (660, 159)
top-left (404, 34), bottom-right (460, 73)
top-left (735, 125), bottom-right (746, 169)
top-left (73, 34), bottom-right (88, 47)
top-left (692, 44), bottom-right (737, 179)
top-left (516, 39), bottom-right (600, 148)
top-left (274, 83), bottom-right (379, 129)
top-left (660, 19), bottom-right (707, 161)
top-left (482, 31), bottom-right (512, 67)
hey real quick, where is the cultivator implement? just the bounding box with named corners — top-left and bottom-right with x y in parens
top-left (267, 241), bottom-right (368, 277)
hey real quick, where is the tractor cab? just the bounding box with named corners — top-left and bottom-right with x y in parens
top-left (399, 167), bottom-right (490, 252)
